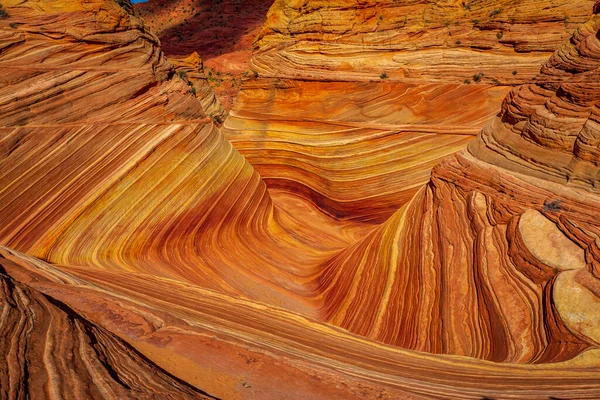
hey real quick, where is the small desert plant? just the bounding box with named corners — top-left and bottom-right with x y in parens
top-left (472, 72), bottom-right (484, 82)
top-left (0, 6), bottom-right (8, 20)
top-left (512, 70), bottom-right (518, 76)
top-left (496, 31), bottom-right (503, 39)
top-left (455, 40), bottom-right (462, 45)
top-left (489, 9), bottom-right (501, 17)
top-left (464, 79), bottom-right (471, 84)
top-left (380, 72), bottom-right (389, 79)
top-left (114, 0), bottom-right (134, 15)
top-left (544, 199), bottom-right (562, 211)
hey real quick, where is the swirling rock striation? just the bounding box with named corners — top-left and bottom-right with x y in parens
top-left (0, 0), bottom-right (341, 315)
top-left (471, 10), bottom-right (600, 190)
top-left (2, 0), bottom-right (600, 398)
top-left (0, 253), bottom-right (211, 399)
top-left (314, 4), bottom-right (600, 363)
top-left (3, 246), bottom-right (600, 399)
top-left (224, 0), bottom-right (596, 222)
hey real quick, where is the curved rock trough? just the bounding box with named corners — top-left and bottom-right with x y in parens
top-left (1, 0), bottom-right (600, 398)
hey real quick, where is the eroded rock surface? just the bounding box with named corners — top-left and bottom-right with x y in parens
top-left (311, 4), bottom-right (600, 363)
top-left (224, 0), bottom-right (596, 222)
top-left (135, 0), bottom-right (274, 111)
top-left (0, 253), bottom-right (211, 400)
top-left (2, 0), bottom-right (600, 398)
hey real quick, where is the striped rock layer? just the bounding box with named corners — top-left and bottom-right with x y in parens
top-left (225, 0), bottom-right (596, 222)
top-left (0, 252), bottom-right (211, 400)
top-left (1, 0), bottom-right (600, 399)
top-left (314, 5), bottom-right (600, 363)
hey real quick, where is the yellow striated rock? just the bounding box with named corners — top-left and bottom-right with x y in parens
top-left (2, 0), bottom-right (600, 398)
top-left (225, 0), bottom-right (596, 222)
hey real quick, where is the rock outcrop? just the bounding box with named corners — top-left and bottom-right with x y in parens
top-left (2, 0), bottom-right (600, 398)
top-left (170, 52), bottom-right (228, 125)
top-left (314, 3), bottom-right (600, 363)
top-left (135, 0), bottom-right (274, 111)
top-left (224, 0), bottom-right (596, 222)
top-left (0, 251), bottom-right (211, 399)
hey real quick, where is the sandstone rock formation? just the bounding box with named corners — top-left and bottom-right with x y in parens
top-left (312, 2), bottom-right (600, 363)
top-left (0, 252), bottom-right (211, 399)
top-left (224, 0), bottom-right (597, 222)
top-left (135, 0), bottom-right (274, 111)
top-left (1, 0), bottom-right (600, 398)
top-left (170, 52), bottom-right (228, 125)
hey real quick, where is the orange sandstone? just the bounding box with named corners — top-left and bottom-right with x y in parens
top-left (0, 0), bottom-right (600, 399)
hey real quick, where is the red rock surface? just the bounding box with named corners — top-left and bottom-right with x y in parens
top-left (0, 250), bottom-right (212, 399)
top-left (1, 0), bottom-right (600, 398)
top-left (135, 0), bottom-right (274, 111)
top-left (225, 0), bottom-right (596, 222)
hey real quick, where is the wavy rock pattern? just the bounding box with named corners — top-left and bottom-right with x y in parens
top-left (317, 151), bottom-right (600, 362)
top-left (253, 0), bottom-right (596, 83)
top-left (0, 0), bottom-right (340, 315)
top-left (170, 52), bottom-right (228, 126)
top-left (311, 5), bottom-right (600, 363)
top-left (3, 246), bottom-right (600, 399)
top-left (225, 79), bottom-right (498, 222)
top-left (0, 253), bottom-right (210, 399)
top-left (224, 0), bottom-right (596, 222)
top-left (2, 0), bottom-right (600, 398)
top-left (471, 10), bottom-right (600, 189)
